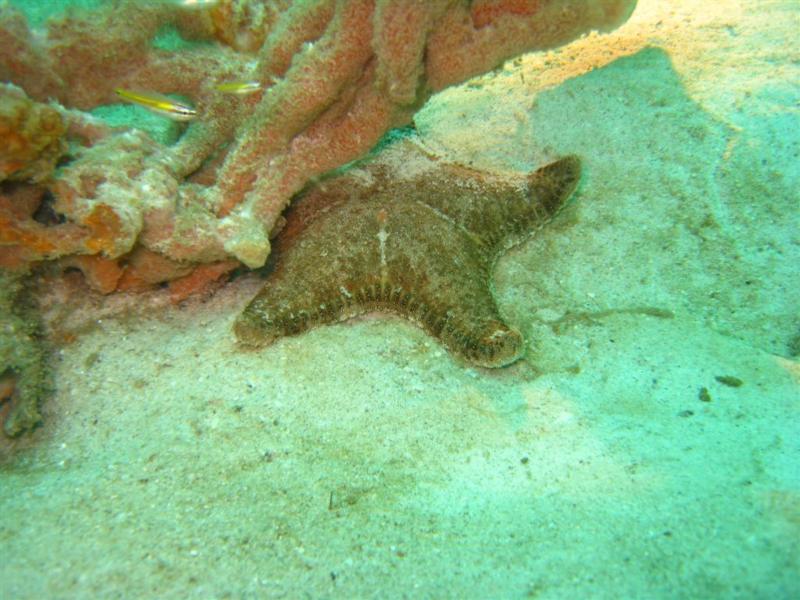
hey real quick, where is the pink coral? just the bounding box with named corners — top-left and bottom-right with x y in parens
top-left (0, 0), bottom-right (636, 293)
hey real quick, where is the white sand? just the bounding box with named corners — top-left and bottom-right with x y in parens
top-left (2, 1), bottom-right (798, 598)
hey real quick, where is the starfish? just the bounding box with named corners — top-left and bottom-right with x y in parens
top-left (234, 139), bottom-right (580, 367)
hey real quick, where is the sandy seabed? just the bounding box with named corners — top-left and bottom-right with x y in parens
top-left (2, 1), bottom-right (799, 598)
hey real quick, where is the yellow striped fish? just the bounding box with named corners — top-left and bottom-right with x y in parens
top-left (174, 0), bottom-right (219, 8)
top-left (214, 80), bottom-right (262, 95)
top-left (114, 88), bottom-right (198, 121)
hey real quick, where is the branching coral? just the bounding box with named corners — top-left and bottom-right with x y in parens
top-left (0, 0), bottom-right (636, 294)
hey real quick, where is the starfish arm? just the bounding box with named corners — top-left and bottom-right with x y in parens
top-left (408, 155), bottom-right (581, 255)
top-left (380, 202), bottom-right (525, 366)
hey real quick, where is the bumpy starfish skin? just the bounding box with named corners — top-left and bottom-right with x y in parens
top-left (235, 140), bottom-right (580, 367)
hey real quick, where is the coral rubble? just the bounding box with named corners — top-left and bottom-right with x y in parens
top-left (0, 0), bottom-right (635, 293)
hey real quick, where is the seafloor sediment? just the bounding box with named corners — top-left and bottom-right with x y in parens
top-left (1, 1), bottom-right (798, 598)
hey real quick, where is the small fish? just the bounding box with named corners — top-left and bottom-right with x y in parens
top-left (114, 88), bottom-right (198, 121)
top-left (173, 0), bottom-right (219, 9)
top-left (214, 80), bottom-right (262, 95)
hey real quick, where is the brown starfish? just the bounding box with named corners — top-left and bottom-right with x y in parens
top-left (235, 139), bottom-right (581, 367)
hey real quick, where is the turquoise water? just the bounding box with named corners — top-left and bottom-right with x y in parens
top-left (1, 1), bottom-right (798, 598)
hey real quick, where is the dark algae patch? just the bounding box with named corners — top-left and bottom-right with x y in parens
top-left (715, 375), bottom-right (744, 388)
top-left (0, 271), bottom-right (49, 437)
